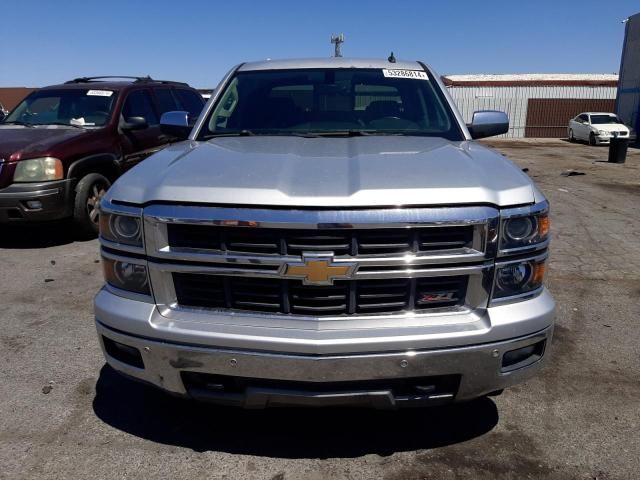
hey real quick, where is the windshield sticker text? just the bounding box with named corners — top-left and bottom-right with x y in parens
top-left (87, 90), bottom-right (113, 97)
top-left (382, 69), bottom-right (429, 80)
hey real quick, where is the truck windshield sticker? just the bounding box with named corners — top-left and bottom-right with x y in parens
top-left (86, 90), bottom-right (114, 97)
top-left (382, 69), bottom-right (429, 80)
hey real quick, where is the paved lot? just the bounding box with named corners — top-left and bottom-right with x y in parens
top-left (1, 139), bottom-right (639, 480)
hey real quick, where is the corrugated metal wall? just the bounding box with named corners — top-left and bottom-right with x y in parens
top-left (616, 12), bottom-right (640, 139)
top-left (525, 98), bottom-right (616, 137)
top-left (448, 85), bottom-right (617, 138)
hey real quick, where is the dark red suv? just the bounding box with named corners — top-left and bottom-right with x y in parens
top-left (0, 76), bottom-right (204, 235)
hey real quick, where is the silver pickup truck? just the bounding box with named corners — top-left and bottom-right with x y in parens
top-left (95, 58), bottom-right (555, 408)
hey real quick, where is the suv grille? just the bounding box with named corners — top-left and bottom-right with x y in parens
top-left (172, 273), bottom-right (467, 316)
top-left (166, 224), bottom-right (474, 256)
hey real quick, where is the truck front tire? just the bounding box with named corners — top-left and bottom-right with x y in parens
top-left (73, 173), bottom-right (111, 237)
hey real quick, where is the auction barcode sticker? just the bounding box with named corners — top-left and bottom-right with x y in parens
top-left (87, 90), bottom-right (114, 97)
top-left (382, 69), bottom-right (429, 80)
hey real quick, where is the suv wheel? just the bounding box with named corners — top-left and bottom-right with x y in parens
top-left (73, 173), bottom-right (111, 237)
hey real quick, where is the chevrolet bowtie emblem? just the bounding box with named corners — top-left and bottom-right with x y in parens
top-left (283, 256), bottom-right (357, 285)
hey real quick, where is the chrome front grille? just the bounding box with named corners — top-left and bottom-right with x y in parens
top-left (144, 205), bottom-right (498, 321)
top-left (172, 274), bottom-right (467, 316)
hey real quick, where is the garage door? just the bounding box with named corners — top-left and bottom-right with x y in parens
top-left (525, 98), bottom-right (616, 138)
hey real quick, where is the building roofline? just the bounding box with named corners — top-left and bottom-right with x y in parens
top-left (442, 73), bottom-right (618, 87)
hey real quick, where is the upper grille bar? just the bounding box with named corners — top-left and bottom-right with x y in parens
top-left (144, 204), bottom-right (499, 265)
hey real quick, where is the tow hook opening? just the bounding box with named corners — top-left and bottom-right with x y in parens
top-left (501, 340), bottom-right (546, 372)
top-left (103, 336), bottom-right (144, 369)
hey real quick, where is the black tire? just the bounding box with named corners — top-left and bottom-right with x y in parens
top-left (569, 129), bottom-right (575, 142)
top-left (73, 173), bottom-right (111, 237)
top-left (589, 132), bottom-right (596, 146)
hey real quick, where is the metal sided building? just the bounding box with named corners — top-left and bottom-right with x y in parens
top-left (443, 74), bottom-right (618, 138)
top-left (616, 12), bottom-right (640, 144)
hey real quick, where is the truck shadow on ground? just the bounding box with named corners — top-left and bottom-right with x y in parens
top-left (0, 223), bottom-right (81, 248)
top-left (93, 365), bottom-right (499, 458)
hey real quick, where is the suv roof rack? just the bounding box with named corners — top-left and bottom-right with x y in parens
top-left (64, 76), bottom-right (188, 86)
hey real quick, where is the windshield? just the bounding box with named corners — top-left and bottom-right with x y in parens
top-left (590, 114), bottom-right (620, 125)
top-left (4, 89), bottom-right (117, 127)
top-left (198, 68), bottom-right (463, 140)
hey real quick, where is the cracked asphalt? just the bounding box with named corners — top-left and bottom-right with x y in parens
top-left (1, 139), bottom-right (639, 479)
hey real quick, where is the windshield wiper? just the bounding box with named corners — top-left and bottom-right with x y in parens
top-left (202, 129), bottom-right (255, 139)
top-left (46, 122), bottom-right (86, 129)
top-left (1, 120), bottom-right (34, 128)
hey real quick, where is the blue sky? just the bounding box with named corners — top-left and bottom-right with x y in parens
top-left (1, 0), bottom-right (637, 88)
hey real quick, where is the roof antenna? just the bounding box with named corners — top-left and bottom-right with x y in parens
top-left (331, 34), bottom-right (345, 57)
top-left (388, 52), bottom-right (396, 63)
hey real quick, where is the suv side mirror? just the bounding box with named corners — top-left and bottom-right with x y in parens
top-left (121, 116), bottom-right (148, 131)
top-left (467, 111), bottom-right (509, 139)
top-left (160, 111), bottom-right (192, 139)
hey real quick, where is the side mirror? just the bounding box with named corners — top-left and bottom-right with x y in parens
top-left (467, 111), bottom-right (509, 139)
top-left (121, 116), bottom-right (148, 131)
top-left (160, 111), bottom-right (192, 139)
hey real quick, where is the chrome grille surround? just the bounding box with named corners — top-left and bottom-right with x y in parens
top-left (143, 204), bottom-right (499, 322)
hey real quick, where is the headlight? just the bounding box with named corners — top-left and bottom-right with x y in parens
top-left (99, 212), bottom-right (143, 247)
top-left (597, 130), bottom-right (608, 136)
top-left (500, 202), bottom-right (549, 254)
top-left (102, 257), bottom-right (150, 295)
top-left (492, 256), bottom-right (546, 302)
top-left (13, 157), bottom-right (63, 182)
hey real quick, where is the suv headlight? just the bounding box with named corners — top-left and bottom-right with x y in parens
top-left (99, 212), bottom-right (143, 247)
top-left (499, 201), bottom-right (549, 254)
top-left (492, 255), bottom-right (547, 303)
top-left (13, 157), bottom-right (63, 182)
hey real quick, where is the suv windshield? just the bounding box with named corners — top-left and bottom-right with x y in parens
top-left (199, 68), bottom-right (463, 140)
top-left (590, 114), bottom-right (620, 125)
top-left (4, 89), bottom-right (117, 127)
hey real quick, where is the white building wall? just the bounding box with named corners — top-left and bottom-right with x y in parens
top-left (447, 85), bottom-right (617, 137)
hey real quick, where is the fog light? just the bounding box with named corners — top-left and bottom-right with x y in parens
top-left (102, 336), bottom-right (144, 368)
top-left (26, 200), bottom-right (42, 209)
top-left (501, 340), bottom-right (545, 371)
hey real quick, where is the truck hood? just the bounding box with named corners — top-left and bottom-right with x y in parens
top-left (107, 136), bottom-right (537, 208)
top-left (0, 125), bottom-right (87, 161)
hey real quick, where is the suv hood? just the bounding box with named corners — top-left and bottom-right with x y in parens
top-left (107, 136), bottom-right (537, 208)
top-left (0, 126), bottom-right (87, 161)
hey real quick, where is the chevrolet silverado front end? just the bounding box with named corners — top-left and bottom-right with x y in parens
top-left (94, 58), bottom-right (555, 408)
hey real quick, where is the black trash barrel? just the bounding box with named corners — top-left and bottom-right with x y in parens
top-left (608, 137), bottom-right (628, 164)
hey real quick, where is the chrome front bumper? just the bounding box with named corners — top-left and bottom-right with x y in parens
top-left (96, 312), bottom-right (553, 408)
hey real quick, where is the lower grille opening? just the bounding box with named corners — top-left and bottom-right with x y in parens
top-left (7, 208), bottom-right (23, 219)
top-left (102, 336), bottom-right (144, 369)
top-left (172, 273), bottom-right (468, 316)
top-left (182, 372), bottom-right (461, 399)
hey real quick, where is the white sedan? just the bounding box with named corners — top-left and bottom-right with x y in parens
top-left (568, 112), bottom-right (630, 145)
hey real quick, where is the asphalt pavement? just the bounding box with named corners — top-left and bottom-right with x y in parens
top-left (1, 139), bottom-right (638, 479)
